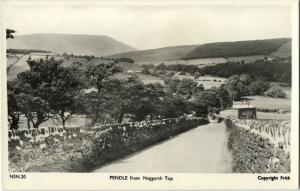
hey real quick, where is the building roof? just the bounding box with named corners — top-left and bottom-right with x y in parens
top-left (232, 104), bottom-right (256, 109)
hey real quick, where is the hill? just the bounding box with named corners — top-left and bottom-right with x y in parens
top-left (107, 38), bottom-right (291, 62)
top-left (7, 33), bottom-right (137, 57)
top-left (270, 40), bottom-right (291, 57)
top-left (182, 38), bottom-right (291, 60)
top-left (107, 45), bottom-right (199, 62)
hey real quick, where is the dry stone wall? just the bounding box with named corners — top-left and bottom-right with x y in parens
top-left (9, 117), bottom-right (208, 172)
top-left (226, 117), bottom-right (290, 173)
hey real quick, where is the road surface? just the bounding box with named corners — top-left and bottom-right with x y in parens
top-left (94, 122), bottom-right (232, 173)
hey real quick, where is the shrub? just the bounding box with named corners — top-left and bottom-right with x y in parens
top-left (248, 80), bottom-right (270, 95)
top-left (264, 86), bottom-right (287, 98)
top-left (115, 57), bottom-right (134, 63)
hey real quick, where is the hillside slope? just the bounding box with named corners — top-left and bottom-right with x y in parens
top-left (108, 38), bottom-right (291, 62)
top-left (7, 33), bottom-right (137, 57)
top-left (183, 38), bottom-right (291, 60)
top-left (108, 45), bottom-right (199, 62)
top-left (270, 41), bottom-right (291, 57)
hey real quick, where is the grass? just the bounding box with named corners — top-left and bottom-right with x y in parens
top-left (114, 73), bottom-right (164, 84)
top-left (136, 58), bottom-right (227, 67)
top-left (221, 90), bottom-right (291, 120)
top-left (244, 95), bottom-right (291, 111)
top-left (177, 75), bottom-right (226, 89)
top-left (17, 115), bottom-right (89, 130)
top-left (220, 109), bottom-right (290, 120)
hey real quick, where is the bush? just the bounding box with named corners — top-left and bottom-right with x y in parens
top-left (248, 80), bottom-right (270, 95)
top-left (264, 86), bottom-right (287, 98)
top-left (115, 57), bottom-right (134, 63)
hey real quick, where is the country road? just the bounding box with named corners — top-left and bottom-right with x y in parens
top-left (94, 122), bottom-right (232, 173)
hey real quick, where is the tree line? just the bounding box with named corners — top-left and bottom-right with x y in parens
top-left (8, 56), bottom-right (287, 130)
top-left (60, 52), bottom-right (134, 63)
top-left (145, 57), bottom-right (291, 85)
top-left (8, 57), bottom-right (232, 130)
top-left (200, 57), bottom-right (291, 85)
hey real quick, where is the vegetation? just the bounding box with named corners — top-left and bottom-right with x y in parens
top-left (7, 54), bottom-right (289, 130)
top-left (108, 45), bottom-right (199, 62)
top-left (114, 57), bottom-right (134, 63)
top-left (6, 29), bottom-right (16, 39)
top-left (8, 54), bottom-right (238, 130)
top-left (145, 57), bottom-right (291, 87)
top-left (164, 78), bottom-right (204, 100)
top-left (7, 49), bottom-right (51, 54)
top-left (248, 80), bottom-right (270, 96)
top-left (224, 74), bottom-right (270, 101)
top-left (200, 57), bottom-right (291, 85)
top-left (108, 38), bottom-right (290, 62)
top-left (8, 57), bottom-right (83, 129)
top-left (194, 84), bottom-right (231, 114)
top-left (182, 38), bottom-right (290, 59)
top-left (264, 86), bottom-right (287, 98)
top-left (157, 63), bottom-right (203, 75)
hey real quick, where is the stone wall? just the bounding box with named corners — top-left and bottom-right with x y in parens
top-left (9, 117), bottom-right (208, 172)
top-left (226, 118), bottom-right (290, 173)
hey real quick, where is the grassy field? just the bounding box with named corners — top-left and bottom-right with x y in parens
top-left (114, 73), bottom-right (164, 84)
top-left (222, 86), bottom-right (291, 120)
top-left (17, 115), bottom-right (89, 130)
top-left (136, 58), bottom-right (227, 67)
top-left (282, 87), bottom-right (291, 99)
top-left (177, 75), bottom-right (226, 89)
top-left (220, 109), bottom-right (290, 120)
top-left (226, 55), bottom-right (266, 62)
top-left (244, 95), bottom-right (291, 111)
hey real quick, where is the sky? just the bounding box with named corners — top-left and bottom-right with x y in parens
top-left (5, 1), bottom-right (292, 50)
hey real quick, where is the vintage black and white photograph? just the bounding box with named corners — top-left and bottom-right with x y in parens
top-left (2, 0), bottom-right (298, 186)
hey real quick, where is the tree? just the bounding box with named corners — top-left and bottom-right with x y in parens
top-left (193, 85), bottom-right (231, 116)
top-left (264, 86), bottom-right (287, 98)
top-left (164, 78), bottom-right (203, 100)
top-left (153, 96), bottom-right (189, 119)
top-left (239, 74), bottom-right (253, 85)
top-left (85, 63), bottom-right (118, 95)
top-left (141, 67), bottom-right (150, 74)
top-left (157, 63), bottom-right (167, 70)
top-left (224, 74), bottom-right (251, 101)
top-left (83, 63), bottom-right (121, 124)
top-left (194, 89), bottom-right (220, 108)
top-left (215, 85), bottom-right (231, 108)
top-left (115, 57), bottom-right (134, 63)
top-left (95, 76), bottom-right (166, 123)
top-left (133, 82), bottom-right (165, 121)
top-left (6, 29), bottom-right (16, 39)
top-left (7, 80), bottom-right (22, 129)
top-left (248, 80), bottom-right (270, 95)
top-left (16, 57), bottom-right (83, 128)
top-left (111, 75), bottom-right (145, 123)
top-left (48, 65), bottom-right (83, 128)
top-left (193, 71), bottom-right (201, 79)
top-left (6, 29), bottom-right (20, 129)
top-left (16, 58), bottom-right (60, 128)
